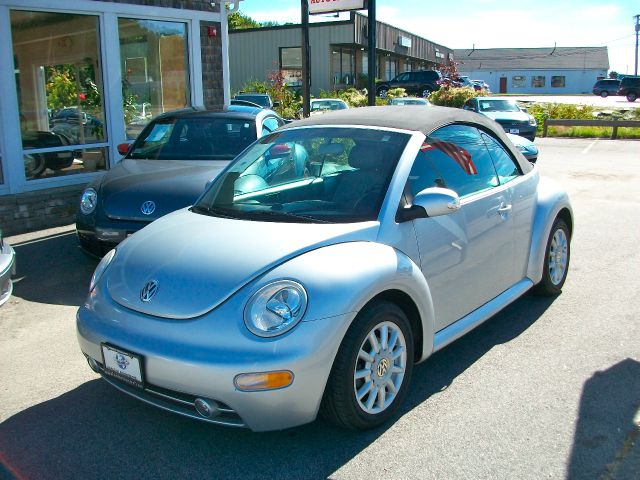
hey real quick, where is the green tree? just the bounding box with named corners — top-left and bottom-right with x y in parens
top-left (228, 11), bottom-right (261, 30)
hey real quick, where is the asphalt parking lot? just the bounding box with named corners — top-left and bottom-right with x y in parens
top-left (1, 138), bottom-right (639, 480)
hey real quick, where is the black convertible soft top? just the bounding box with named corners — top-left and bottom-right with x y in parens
top-left (282, 105), bottom-right (534, 174)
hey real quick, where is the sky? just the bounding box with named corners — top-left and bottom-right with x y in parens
top-left (236, 0), bottom-right (639, 75)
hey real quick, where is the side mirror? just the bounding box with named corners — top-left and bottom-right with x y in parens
top-left (397, 187), bottom-right (460, 222)
top-left (117, 142), bottom-right (132, 156)
top-left (272, 101), bottom-right (280, 108)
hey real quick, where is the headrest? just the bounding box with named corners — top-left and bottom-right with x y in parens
top-left (348, 142), bottom-right (385, 170)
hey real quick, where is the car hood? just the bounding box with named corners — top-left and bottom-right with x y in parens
top-left (105, 210), bottom-right (379, 319)
top-left (480, 111), bottom-right (529, 122)
top-left (99, 159), bottom-right (230, 221)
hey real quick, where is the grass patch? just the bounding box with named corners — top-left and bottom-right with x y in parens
top-left (545, 126), bottom-right (640, 139)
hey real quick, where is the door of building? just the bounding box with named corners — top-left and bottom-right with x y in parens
top-left (499, 77), bottom-right (507, 93)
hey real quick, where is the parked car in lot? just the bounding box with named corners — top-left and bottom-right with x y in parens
top-left (376, 70), bottom-right (441, 98)
top-left (618, 76), bottom-right (640, 102)
top-left (77, 106), bottom-right (572, 432)
top-left (389, 97), bottom-right (431, 106)
top-left (592, 79), bottom-right (621, 98)
top-left (463, 97), bottom-right (537, 140)
top-left (49, 107), bottom-right (104, 144)
top-left (473, 80), bottom-right (491, 92)
top-left (0, 228), bottom-right (16, 307)
top-left (76, 105), bottom-right (285, 257)
top-left (506, 133), bottom-right (538, 162)
top-left (21, 130), bottom-right (75, 179)
top-left (234, 92), bottom-right (278, 109)
top-left (298, 98), bottom-right (349, 118)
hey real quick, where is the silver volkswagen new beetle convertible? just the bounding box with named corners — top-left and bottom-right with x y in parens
top-left (77, 106), bottom-right (572, 432)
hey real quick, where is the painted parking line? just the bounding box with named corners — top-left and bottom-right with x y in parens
top-left (581, 139), bottom-right (598, 155)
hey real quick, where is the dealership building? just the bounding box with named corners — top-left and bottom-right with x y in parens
top-left (0, 0), bottom-right (232, 235)
top-left (454, 47), bottom-right (609, 94)
top-left (229, 11), bottom-right (453, 96)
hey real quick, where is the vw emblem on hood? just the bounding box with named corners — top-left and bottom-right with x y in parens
top-left (141, 200), bottom-right (156, 215)
top-left (140, 280), bottom-right (159, 302)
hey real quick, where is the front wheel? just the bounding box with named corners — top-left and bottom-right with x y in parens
top-left (600, 91), bottom-right (609, 98)
top-left (377, 88), bottom-right (388, 98)
top-left (321, 300), bottom-right (414, 429)
top-left (627, 93), bottom-right (637, 102)
top-left (534, 218), bottom-right (570, 296)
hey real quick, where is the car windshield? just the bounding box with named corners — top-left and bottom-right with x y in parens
top-left (127, 117), bottom-right (256, 160)
top-left (194, 127), bottom-right (410, 223)
top-left (478, 100), bottom-right (520, 112)
top-left (392, 99), bottom-right (428, 105)
top-left (235, 94), bottom-right (270, 108)
top-left (310, 100), bottom-right (347, 111)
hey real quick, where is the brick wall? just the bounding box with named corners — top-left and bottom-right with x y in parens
top-left (201, 20), bottom-right (224, 109)
top-left (0, 186), bottom-right (85, 236)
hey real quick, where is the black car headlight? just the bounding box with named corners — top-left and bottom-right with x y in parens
top-left (80, 187), bottom-right (98, 215)
top-left (244, 280), bottom-right (308, 337)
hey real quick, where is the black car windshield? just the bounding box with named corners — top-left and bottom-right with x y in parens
top-left (194, 127), bottom-right (410, 223)
top-left (235, 94), bottom-right (271, 108)
top-left (128, 117), bottom-right (257, 160)
top-left (478, 100), bottom-right (521, 112)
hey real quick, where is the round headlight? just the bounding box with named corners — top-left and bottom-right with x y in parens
top-left (528, 116), bottom-right (537, 126)
top-left (80, 188), bottom-right (98, 215)
top-left (89, 248), bottom-right (116, 292)
top-left (244, 281), bottom-right (308, 337)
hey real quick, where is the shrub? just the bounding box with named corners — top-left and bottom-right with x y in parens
top-left (429, 87), bottom-right (483, 108)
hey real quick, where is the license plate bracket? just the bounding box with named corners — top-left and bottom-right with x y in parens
top-left (101, 343), bottom-right (144, 389)
top-left (509, 128), bottom-right (520, 134)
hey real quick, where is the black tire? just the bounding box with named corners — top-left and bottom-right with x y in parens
top-left (626, 93), bottom-right (637, 102)
top-left (377, 88), bottom-right (388, 98)
top-left (421, 88), bottom-right (431, 98)
top-left (534, 218), bottom-right (570, 296)
top-left (600, 91), bottom-right (609, 98)
top-left (24, 153), bottom-right (46, 179)
top-left (320, 300), bottom-right (414, 430)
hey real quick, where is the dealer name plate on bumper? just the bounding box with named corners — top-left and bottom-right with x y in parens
top-left (101, 344), bottom-right (144, 388)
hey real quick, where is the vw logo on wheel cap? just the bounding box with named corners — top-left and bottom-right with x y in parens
top-left (140, 200), bottom-right (156, 215)
top-left (140, 280), bottom-right (159, 302)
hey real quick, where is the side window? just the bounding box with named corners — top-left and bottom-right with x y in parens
top-left (424, 124), bottom-right (498, 197)
top-left (406, 149), bottom-right (445, 198)
top-left (261, 117), bottom-right (280, 136)
top-left (396, 73), bottom-right (410, 82)
top-left (481, 132), bottom-right (520, 184)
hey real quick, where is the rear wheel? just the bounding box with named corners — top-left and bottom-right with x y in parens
top-left (321, 300), bottom-right (413, 429)
top-left (421, 88), bottom-right (432, 97)
top-left (600, 91), bottom-right (609, 98)
top-left (627, 92), bottom-right (638, 102)
top-left (377, 88), bottom-right (389, 98)
top-left (534, 218), bottom-right (570, 296)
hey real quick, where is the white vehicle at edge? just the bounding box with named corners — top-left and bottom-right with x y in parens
top-left (77, 106), bottom-right (572, 432)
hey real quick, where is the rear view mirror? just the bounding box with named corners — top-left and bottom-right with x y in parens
top-left (397, 187), bottom-right (460, 222)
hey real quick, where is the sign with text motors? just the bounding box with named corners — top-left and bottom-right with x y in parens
top-left (308, 0), bottom-right (366, 15)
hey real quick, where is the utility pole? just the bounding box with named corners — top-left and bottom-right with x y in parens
top-left (367, 0), bottom-right (376, 106)
top-left (634, 14), bottom-right (639, 75)
top-left (301, 0), bottom-right (311, 117)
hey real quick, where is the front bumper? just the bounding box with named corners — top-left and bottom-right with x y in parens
top-left (76, 214), bottom-right (150, 257)
top-left (499, 124), bottom-right (537, 141)
top-left (76, 286), bottom-right (351, 432)
top-left (0, 242), bottom-right (16, 306)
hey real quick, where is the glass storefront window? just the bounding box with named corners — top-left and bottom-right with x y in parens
top-left (331, 47), bottom-right (355, 87)
top-left (280, 47), bottom-right (302, 88)
top-left (532, 76), bottom-right (545, 88)
top-left (551, 76), bottom-right (566, 88)
top-left (11, 11), bottom-right (107, 180)
top-left (118, 19), bottom-right (190, 140)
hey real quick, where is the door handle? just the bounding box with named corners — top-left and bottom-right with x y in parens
top-left (498, 204), bottom-right (512, 213)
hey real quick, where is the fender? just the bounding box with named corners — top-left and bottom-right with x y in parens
top-left (255, 241), bottom-right (437, 363)
top-left (526, 175), bottom-right (573, 284)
